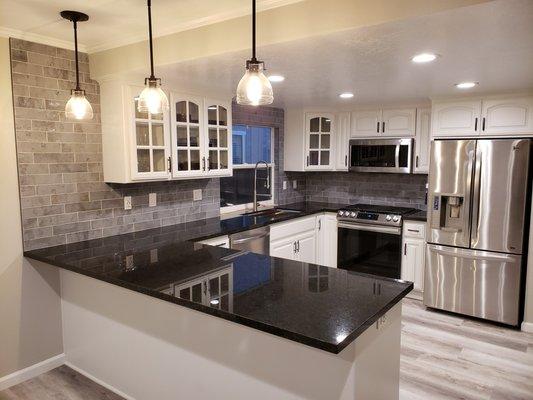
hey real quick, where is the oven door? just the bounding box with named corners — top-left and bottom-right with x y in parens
top-left (337, 222), bottom-right (402, 279)
top-left (349, 138), bottom-right (412, 173)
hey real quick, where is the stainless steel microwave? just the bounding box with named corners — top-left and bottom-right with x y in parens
top-left (349, 138), bottom-right (413, 173)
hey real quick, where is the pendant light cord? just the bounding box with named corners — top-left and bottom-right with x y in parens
top-left (147, 0), bottom-right (155, 79)
top-left (251, 0), bottom-right (257, 62)
top-left (73, 20), bottom-right (80, 90)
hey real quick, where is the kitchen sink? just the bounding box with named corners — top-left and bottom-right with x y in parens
top-left (243, 208), bottom-right (302, 218)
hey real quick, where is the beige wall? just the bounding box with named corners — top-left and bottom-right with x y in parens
top-left (0, 37), bottom-right (63, 379)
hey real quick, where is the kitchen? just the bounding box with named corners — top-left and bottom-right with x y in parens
top-left (0, 0), bottom-right (532, 399)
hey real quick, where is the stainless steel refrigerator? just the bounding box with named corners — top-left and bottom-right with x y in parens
top-left (425, 138), bottom-right (531, 326)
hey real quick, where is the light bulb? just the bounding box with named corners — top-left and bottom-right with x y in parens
top-left (236, 61), bottom-right (273, 106)
top-left (138, 77), bottom-right (169, 115)
top-left (65, 89), bottom-right (93, 120)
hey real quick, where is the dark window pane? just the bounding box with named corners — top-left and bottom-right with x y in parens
top-left (220, 168), bottom-right (272, 207)
top-left (208, 105), bottom-right (217, 125)
top-left (189, 102), bottom-right (199, 123)
top-left (176, 101), bottom-right (187, 122)
top-left (231, 124), bottom-right (271, 165)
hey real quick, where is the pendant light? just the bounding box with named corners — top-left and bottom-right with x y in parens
top-left (61, 11), bottom-right (93, 120)
top-left (236, 0), bottom-right (273, 106)
top-left (138, 0), bottom-right (169, 115)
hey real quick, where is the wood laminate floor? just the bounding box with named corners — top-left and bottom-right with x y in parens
top-left (1, 299), bottom-right (532, 400)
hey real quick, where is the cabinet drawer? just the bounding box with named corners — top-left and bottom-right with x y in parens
top-left (403, 221), bottom-right (426, 239)
top-left (270, 216), bottom-right (317, 241)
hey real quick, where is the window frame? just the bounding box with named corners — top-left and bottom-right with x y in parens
top-left (220, 125), bottom-right (275, 214)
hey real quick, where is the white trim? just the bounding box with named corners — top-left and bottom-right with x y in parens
top-left (521, 321), bottom-right (533, 333)
top-left (64, 362), bottom-right (136, 400)
top-left (0, 353), bottom-right (66, 391)
top-left (0, 27), bottom-right (86, 52)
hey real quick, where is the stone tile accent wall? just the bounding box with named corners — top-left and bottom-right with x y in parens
top-left (305, 172), bottom-right (428, 210)
top-left (10, 39), bottom-right (219, 251)
top-left (231, 102), bottom-right (306, 204)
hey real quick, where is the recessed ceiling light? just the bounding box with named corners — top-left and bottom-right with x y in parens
top-left (455, 81), bottom-right (478, 89)
top-left (268, 75), bottom-right (285, 82)
top-left (412, 53), bottom-right (438, 63)
top-left (339, 92), bottom-right (354, 99)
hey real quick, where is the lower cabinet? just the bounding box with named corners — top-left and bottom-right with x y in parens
top-left (401, 221), bottom-right (426, 299)
top-left (317, 213), bottom-right (338, 268)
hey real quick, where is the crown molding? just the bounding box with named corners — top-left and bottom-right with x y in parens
top-left (0, 26), bottom-right (88, 52)
top-left (87, 0), bottom-right (304, 53)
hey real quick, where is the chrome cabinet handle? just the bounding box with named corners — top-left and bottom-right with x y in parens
top-left (404, 243), bottom-right (407, 255)
top-left (167, 156), bottom-right (172, 172)
top-left (415, 155), bottom-right (419, 168)
top-left (202, 157), bottom-right (206, 171)
top-left (382, 122), bottom-right (386, 133)
top-left (345, 155), bottom-right (347, 166)
top-left (474, 117), bottom-right (478, 131)
top-left (376, 122), bottom-right (380, 133)
top-left (407, 229), bottom-right (420, 233)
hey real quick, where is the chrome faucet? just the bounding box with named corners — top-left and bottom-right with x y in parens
top-left (253, 161), bottom-right (270, 212)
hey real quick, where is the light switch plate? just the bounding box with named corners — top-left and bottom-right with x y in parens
top-left (124, 196), bottom-right (132, 210)
top-left (150, 249), bottom-right (158, 263)
top-left (292, 180), bottom-right (297, 189)
top-left (283, 181), bottom-right (287, 190)
top-left (193, 189), bottom-right (202, 201)
top-left (149, 193), bottom-right (157, 207)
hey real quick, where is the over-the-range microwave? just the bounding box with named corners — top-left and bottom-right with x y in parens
top-left (349, 138), bottom-right (413, 174)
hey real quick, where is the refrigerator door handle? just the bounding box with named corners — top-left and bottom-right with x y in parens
top-left (470, 150), bottom-right (482, 246)
top-left (429, 245), bottom-right (516, 262)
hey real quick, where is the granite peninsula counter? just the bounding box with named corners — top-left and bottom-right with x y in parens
top-left (25, 205), bottom-right (412, 400)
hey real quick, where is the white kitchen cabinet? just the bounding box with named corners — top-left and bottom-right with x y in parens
top-left (197, 235), bottom-right (229, 248)
top-left (351, 110), bottom-right (381, 137)
top-left (335, 112), bottom-right (350, 171)
top-left (270, 215), bottom-right (318, 263)
top-left (382, 108), bottom-right (416, 137)
top-left (414, 108), bottom-right (431, 174)
top-left (100, 81), bottom-right (232, 183)
top-left (317, 213), bottom-right (338, 268)
top-left (294, 230), bottom-right (317, 264)
top-left (305, 113), bottom-right (334, 170)
top-left (401, 221), bottom-right (426, 300)
top-left (481, 97), bottom-right (533, 135)
top-left (431, 100), bottom-right (481, 137)
top-left (270, 238), bottom-right (298, 261)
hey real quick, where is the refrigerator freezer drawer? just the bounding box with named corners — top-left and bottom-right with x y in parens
top-left (424, 244), bottom-right (522, 325)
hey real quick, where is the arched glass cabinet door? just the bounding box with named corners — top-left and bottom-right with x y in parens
top-left (170, 93), bottom-right (204, 177)
top-left (205, 99), bottom-right (232, 176)
top-left (305, 113), bottom-right (334, 170)
top-left (132, 92), bottom-right (170, 180)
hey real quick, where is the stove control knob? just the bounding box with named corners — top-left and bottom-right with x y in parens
top-left (338, 211), bottom-right (344, 216)
top-left (385, 214), bottom-right (392, 221)
top-left (350, 212), bottom-right (357, 217)
top-left (392, 215), bottom-right (400, 222)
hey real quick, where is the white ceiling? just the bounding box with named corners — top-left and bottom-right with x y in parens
top-left (0, 0), bottom-right (303, 52)
top-left (156, 0), bottom-right (533, 108)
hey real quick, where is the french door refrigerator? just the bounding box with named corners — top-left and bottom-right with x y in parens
top-left (425, 138), bottom-right (531, 326)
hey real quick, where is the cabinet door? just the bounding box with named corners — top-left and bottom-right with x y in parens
top-left (270, 237), bottom-right (297, 261)
top-left (335, 112), bottom-right (350, 171)
top-left (205, 100), bottom-right (232, 176)
top-left (305, 113), bottom-right (334, 170)
top-left (351, 110), bottom-right (381, 137)
top-left (317, 213), bottom-right (337, 267)
top-left (296, 229), bottom-right (317, 264)
top-left (481, 97), bottom-right (533, 135)
top-left (170, 93), bottom-right (205, 178)
top-left (414, 108), bottom-right (431, 174)
top-left (401, 237), bottom-right (425, 292)
top-left (131, 91), bottom-right (171, 180)
top-left (431, 100), bottom-right (481, 137)
top-left (382, 108), bottom-right (416, 137)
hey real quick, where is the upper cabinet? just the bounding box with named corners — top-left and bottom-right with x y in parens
top-left (431, 95), bottom-right (533, 138)
top-left (414, 108), bottom-right (431, 174)
top-left (305, 113), bottom-right (334, 170)
top-left (100, 82), bottom-right (232, 183)
top-left (335, 112), bottom-right (350, 171)
top-left (351, 108), bottom-right (415, 138)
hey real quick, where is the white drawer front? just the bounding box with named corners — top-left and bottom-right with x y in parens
top-left (403, 221), bottom-right (426, 239)
top-left (270, 215), bottom-right (317, 241)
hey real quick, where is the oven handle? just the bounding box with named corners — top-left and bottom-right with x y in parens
top-left (338, 222), bottom-right (401, 235)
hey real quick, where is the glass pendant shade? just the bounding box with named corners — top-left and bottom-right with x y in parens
top-left (138, 77), bottom-right (169, 115)
top-left (65, 89), bottom-right (93, 120)
top-left (236, 61), bottom-right (273, 106)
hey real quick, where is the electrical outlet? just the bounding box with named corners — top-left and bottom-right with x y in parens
top-left (149, 192), bottom-right (157, 207)
top-left (193, 189), bottom-right (202, 201)
top-left (150, 249), bottom-right (158, 263)
top-left (292, 180), bottom-right (297, 189)
top-left (283, 181), bottom-right (287, 190)
top-left (125, 255), bottom-right (134, 270)
top-left (124, 196), bottom-right (132, 210)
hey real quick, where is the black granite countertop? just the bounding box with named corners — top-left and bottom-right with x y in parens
top-left (24, 201), bottom-right (412, 354)
top-left (403, 210), bottom-right (427, 222)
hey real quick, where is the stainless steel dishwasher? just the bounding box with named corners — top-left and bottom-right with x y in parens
top-left (229, 226), bottom-right (270, 255)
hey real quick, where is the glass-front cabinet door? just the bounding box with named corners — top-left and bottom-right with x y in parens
top-left (305, 113), bottom-right (334, 170)
top-left (205, 100), bottom-right (232, 176)
top-left (131, 95), bottom-right (171, 180)
top-left (170, 93), bottom-right (204, 178)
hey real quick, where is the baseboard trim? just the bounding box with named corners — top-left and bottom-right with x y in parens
top-left (64, 362), bottom-right (136, 400)
top-left (521, 321), bottom-right (533, 333)
top-left (0, 353), bottom-right (65, 391)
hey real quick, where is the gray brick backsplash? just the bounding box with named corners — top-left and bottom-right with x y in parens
top-left (11, 39), bottom-right (220, 251)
